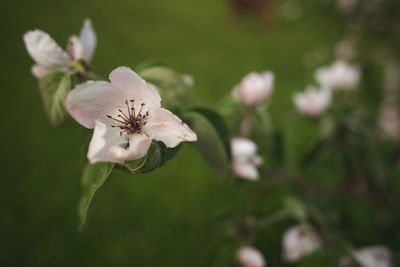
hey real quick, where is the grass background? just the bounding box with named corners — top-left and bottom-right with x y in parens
top-left (2, 0), bottom-right (396, 266)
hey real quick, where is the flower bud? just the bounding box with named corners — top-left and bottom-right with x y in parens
top-left (234, 72), bottom-right (274, 106)
top-left (293, 86), bottom-right (331, 117)
top-left (282, 224), bottom-right (322, 262)
top-left (237, 246), bottom-right (266, 267)
top-left (315, 60), bottom-right (360, 91)
top-left (339, 246), bottom-right (392, 267)
top-left (231, 138), bottom-right (263, 180)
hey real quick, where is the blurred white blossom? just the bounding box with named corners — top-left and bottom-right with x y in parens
top-left (182, 74), bottom-right (195, 87)
top-left (66, 66), bottom-right (197, 164)
top-left (379, 61), bottom-right (400, 141)
top-left (282, 224), bottom-right (322, 262)
top-left (237, 246), bottom-right (266, 267)
top-left (23, 19), bottom-right (96, 78)
top-left (379, 104), bottom-right (400, 141)
top-left (233, 72), bottom-right (274, 106)
top-left (337, 0), bottom-right (358, 14)
top-left (315, 60), bottom-right (360, 91)
top-left (293, 86), bottom-right (331, 117)
top-left (231, 138), bottom-right (263, 180)
top-left (339, 246), bottom-right (392, 267)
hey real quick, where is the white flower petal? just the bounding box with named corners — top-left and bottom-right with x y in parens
top-left (231, 137), bottom-right (262, 180)
top-left (232, 162), bottom-right (259, 180)
top-left (66, 36), bottom-right (83, 61)
top-left (109, 67), bottom-right (161, 107)
top-left (88, 120), bottom-right (128, 164)
top-left (144, 108), bottom-right (197, 148)
top-left (315, 60), bottom-right (360, 90)
top-left (31, 65), bottom-right (49, 78)
top-left (237, 246), bottom-right (266, 267)
top-left (293, 86), bottom-right (331, 117)
top-left (79, 19), bottom-right (97, 62)
top-left (110, 133), bottom-right (152, 161)
top-left (282, 225), bottom-right (322, 263)
top-left (66, 81), bottom-right (126, 129)
top-left (340, 246), bottom-right (392, 267)
top-left (237, 71), bottom-right (274, 106)
top-left (23, 30), bottom-right (70, 69)
top-left (232, 138), bottom-right (258, 158)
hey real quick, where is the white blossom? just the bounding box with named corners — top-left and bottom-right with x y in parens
top-left (282, 224), bottom-right (322, 262)
top-left (340, 246), bottom-right (392, 267)
top-left (315, 60), bottom-right (360, 91)
top-left (237, 246), bottom-right (266, 267)
top-left (66, 66), bottom-right (197, 164)
top-left (23, 19), bottom-right (96, 78)
top-left (231, 138), bottom-right (263, 180)
top-left (293, 86), bottom-right (331, 117)
top-left (233, 72), bottom-right (274, 106)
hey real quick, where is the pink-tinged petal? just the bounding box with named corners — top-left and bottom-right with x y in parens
top-left (237, 71), bottom-right (274, 106)
top-left (231, 138), bottom-right (257, 158)
top-left (282, 225), bottom-right (322, 263)
top-left (66, 36), bottom-right (83, 61)
top-left (109, 67), bottom-right (161, 107)
top-left (79, 19), bottom-right (97, 62)
top-left (88, 120), bottom-right (128, 164)
top-left (144, 108), bottom-right (197, 148)
top-left (23, 30), bottom-right (70, 69)
top-left (232, 162), bottom-right (259, 180)
top-left (31, 65), bottom-right (49, 78)
top-left (237, 246), bottom-right (266, 267)
top-left (66, 81), bottom-right (126, 129)
top-left (110, 133), bottom-right (152, 161)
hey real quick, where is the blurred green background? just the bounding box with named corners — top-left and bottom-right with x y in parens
top-left (1, 0), bottom-right (398, 266)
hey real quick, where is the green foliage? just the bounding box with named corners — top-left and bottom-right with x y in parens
top-left (38, 71), bottom-right (71, 127)
top-left (138, 65), bottom-right (194, 109)
top-left (182, 108), bottom-right (230, 177)
top-left (186, 105), bottom-right (231, 159)
top-left (78, 162), bottom-right (115, 231)
top-left (123, 141), bottom-right (183, 174)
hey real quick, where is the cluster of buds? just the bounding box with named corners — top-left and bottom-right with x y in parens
top-left (293, 60), bottom-right (360, 118)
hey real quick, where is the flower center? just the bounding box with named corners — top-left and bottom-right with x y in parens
top-left (106, 99), bottom-right (148, 136)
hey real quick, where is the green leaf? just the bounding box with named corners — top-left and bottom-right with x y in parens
top-left (78, 162), bottom-right (115, 231)
top-left (186, 105), bottom-right (231, 160)
top-left (138, 66), bottom-right (194, 108)
top-left (38, 71), bottom-right (71, 127)
top-left (182, 110), bottom-right (230, 177)
top-left (123, 141), bottom-right (183, 174)
top-left (135, 59), bottom-right (166, 73)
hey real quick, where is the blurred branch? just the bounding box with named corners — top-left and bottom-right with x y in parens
top-left (260, 167), bottom-right (400, 207)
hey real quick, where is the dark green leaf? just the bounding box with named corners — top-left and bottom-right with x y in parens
top-left (78, 162), bottom-right (115, 231)
top-left (38, 71), bottom-right (71, 126)
top-left (182, 111), bottom-right (230, 177)
top-left (138, 141), bottom-right (183, 174)
top-left (121, 141), bottom-right (183, 174)
top-left (186, 105), bottom-right (231, 160)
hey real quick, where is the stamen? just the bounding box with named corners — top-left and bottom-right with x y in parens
top-left (118, 109), bottom-right (130, 121)
top-left (125, 100), bottom-right (131, 117)
top-left (106, 99), bottom-right (148, 136)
